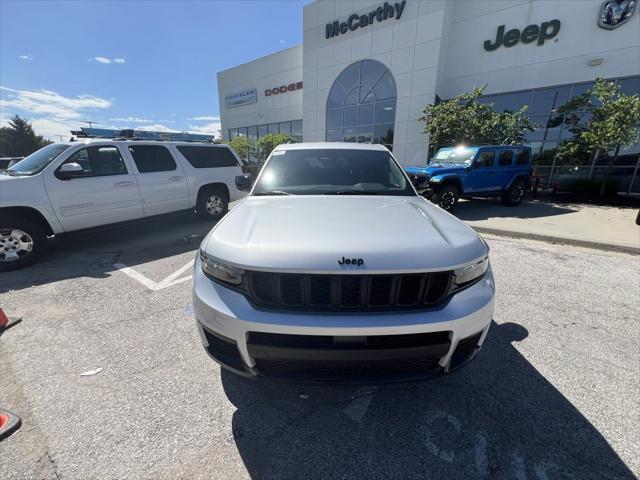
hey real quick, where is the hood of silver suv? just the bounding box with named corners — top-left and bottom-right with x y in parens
top-left (204, 196), bottom-right (487, 273)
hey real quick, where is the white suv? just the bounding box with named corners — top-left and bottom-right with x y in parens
top-left (0, 140), bottom-right (245, 271)
top-left (193, 143), bottom-right (495, 383)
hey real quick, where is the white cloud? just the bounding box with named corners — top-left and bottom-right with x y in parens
top-left (188, 121), bottom-right (222, 137)
top-left (0, 86), bottom-right (112, 120)
top-left (0, 86), bottom-right (113, 140)
top-left (188, 115), bottom-right (220, 121)
top-left (19, 54), bottom-right (33, 60)
top-left (91, 56), bottom-right (125, 64)
top-left (110, 116), bottom-right (153, 123)
top-left (135, 124), bottom-right (179, 133)
top-left (280, 39), bottom-right (286, 44)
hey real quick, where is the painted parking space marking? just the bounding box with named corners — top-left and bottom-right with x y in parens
top-left (114, 259), bottom-right (194, 291)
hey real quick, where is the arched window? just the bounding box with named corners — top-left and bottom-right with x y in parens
top-left (326, 60), bottom-right (396, 150)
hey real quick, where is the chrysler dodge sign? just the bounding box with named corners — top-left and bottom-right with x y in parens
top-left (326, 1), bottom-right (406, 39)
top-left (224, 88), bottom-right (257, 108)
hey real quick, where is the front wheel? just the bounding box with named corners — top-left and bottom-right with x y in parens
top-left (433, 185), bottom-right (459, 212)
top-left (0, 216), bottom-right (47, 272)
top-left (196, 187), bottom-right (229, 221)
top-left (502, 180), bottom-right (526, 206)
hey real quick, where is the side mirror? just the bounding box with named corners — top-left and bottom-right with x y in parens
top-left (57, 162), bottom-right (83, 180)
top-left (235, 173), bottom-right (253, 192)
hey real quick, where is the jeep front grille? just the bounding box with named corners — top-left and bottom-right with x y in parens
top-left (245, 271), bottom-right (452, 312)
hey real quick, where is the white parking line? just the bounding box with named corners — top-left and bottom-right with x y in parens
top-left (114, 259), bottom-right (194, 291)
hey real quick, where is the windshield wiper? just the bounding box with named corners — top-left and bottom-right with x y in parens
top-left (253, 190), bottom-right (294, 196)
top-left (323, 191), bottom-right (378, 195)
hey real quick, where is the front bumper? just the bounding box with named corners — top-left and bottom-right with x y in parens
top-left (193, 257), bottom-right (495, 383)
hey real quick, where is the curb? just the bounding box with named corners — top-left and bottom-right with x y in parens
top-left (471, 226), bottom-right (640, 255)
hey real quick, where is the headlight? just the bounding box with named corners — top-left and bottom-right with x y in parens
top-left (453, 256), bottom-right (488, 288)
top-left (200, 250), bottom-right (245, 285)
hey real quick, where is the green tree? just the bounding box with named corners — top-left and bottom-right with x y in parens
top-left (256, 133), bottom-right (295, 161)
top-left (556, 78), bottom-right (640, 196)
top-left (228, 135), bottom-right (252, 162)
top-left (0, 115), bottom-right (51, 157)
top-left (419, 85), bottom-right (535, 156)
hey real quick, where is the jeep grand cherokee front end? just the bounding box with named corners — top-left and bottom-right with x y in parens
top-left (193, 143), bottom-right (495, 383)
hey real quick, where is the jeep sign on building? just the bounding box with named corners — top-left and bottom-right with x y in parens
top-left (218, 0), bottom-right (640, 192)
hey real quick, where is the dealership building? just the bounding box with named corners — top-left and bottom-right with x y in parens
top-left (217, 0), bottom-right (640, 192)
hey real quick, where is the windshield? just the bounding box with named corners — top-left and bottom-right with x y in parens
top-left (5, 144), bottom-right (71, 176)
top-left (252, 148), bottom-right (415, 196)
top-left (430, 147), bottom-right (479, 164)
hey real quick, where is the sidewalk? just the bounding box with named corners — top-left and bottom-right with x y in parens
top-left (456, 198), bottom-right (640, 254)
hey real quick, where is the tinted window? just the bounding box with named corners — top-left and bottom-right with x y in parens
top-left (248, 126), bottom-right (258, 141)
top-left (498, 150), bottom-right (513, 166)
top-left (61, 146), bottom-right (127, 177)
top-left (253, 148), bottom-right (413, 196)
top-left (278, 121), bottom-right (291, 134)
top-left (475, 151), bottom-right (495, 168)
top-left (128, 145), bottom-right (176, 173)
top-left (291, 120), bottom-right (303, 140)
top-left (515, 149), bottom-right (530, 165)
top-left (496, 91), bottom-right (532, 112)
top-left (616, 76), bottom-right (640, 96)
top-left (529, 87), bottom-right (570, 114)
top-left (177, 146), bottom-right (239, 168)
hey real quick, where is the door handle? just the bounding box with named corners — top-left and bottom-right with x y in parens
top-left (169, 176), bottom-right (184, 182)
top-left (114, 181), bottom-right (134, 187)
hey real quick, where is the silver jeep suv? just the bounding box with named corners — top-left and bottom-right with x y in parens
top-left (193, 143), bottom-right (495, 383)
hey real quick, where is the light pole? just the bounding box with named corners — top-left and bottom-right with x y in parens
top-left (543, 91), bottom-right (560, 188)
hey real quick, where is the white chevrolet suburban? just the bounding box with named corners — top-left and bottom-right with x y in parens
top-left (0, 140), bottom-right (245, 271)
top-left (193, 143), bottom-right (495, 383)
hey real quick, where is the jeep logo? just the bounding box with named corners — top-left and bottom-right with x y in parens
top-left (338, 257), bottom-right (364, 266)
top-left (484, 19), bottom-right (561, 51)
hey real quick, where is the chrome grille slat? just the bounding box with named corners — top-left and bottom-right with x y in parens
top-left (246, 271), bottom-right (453, 312)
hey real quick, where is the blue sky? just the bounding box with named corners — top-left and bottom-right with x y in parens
top-left (0, 0), bottom-right (307, 140)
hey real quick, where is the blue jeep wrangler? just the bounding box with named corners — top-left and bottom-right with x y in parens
top-left (405, 145), bottom-right (532, 211)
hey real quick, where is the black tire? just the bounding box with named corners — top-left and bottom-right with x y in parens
top-left (502, 180), bottom-right (526, 206)
top-left (0, 215), bottom-right (47, 272)
top-left (433, 184), bottom-right (459, 212)
top-left (196, 187), bottom-right (229, 221)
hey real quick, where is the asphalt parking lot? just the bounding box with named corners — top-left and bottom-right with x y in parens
top-left (1, 212), bottom-right (638, 479)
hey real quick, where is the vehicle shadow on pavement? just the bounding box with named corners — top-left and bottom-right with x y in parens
top-left (0, 212), bottom-right (213, 293)
top-left (454, 198), bottom-right (577, 221)
top-left (221, 322), bottom-right (634, 480)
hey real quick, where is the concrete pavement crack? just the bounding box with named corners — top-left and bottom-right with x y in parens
top-left (44, 451), bottom-right (61, 480)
